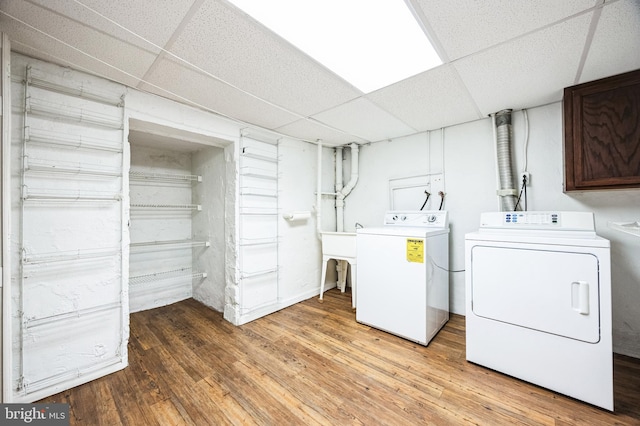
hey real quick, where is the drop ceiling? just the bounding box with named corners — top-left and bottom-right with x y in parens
top-left (1, 0), bottom-right (638, 147)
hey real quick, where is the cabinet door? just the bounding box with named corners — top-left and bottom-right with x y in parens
top-left (564, 68), bottom-right (640, 191)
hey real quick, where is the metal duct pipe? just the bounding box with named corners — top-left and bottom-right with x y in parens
top-left (495, 109), bottom-right (518, 211)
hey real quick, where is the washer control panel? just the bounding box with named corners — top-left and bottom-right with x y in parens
top-left (383, 211), bottom-right (448, 228)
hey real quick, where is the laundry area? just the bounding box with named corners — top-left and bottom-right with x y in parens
top-left (0, 1), bottom-right (639, 424)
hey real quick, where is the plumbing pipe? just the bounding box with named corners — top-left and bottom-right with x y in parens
top-left (494, 110), bottom-right (518, 211)
top-left (336, 143), bottom-right (359, 232)
top-left (335, 147), bottom-right (344, 232)
top-left (316, 140), bottom-right (322, 240)
top-left (333, 146), bottom-right (346, 288)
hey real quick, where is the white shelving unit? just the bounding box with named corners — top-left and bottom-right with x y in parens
top-left (128, 146), bottom-right (209, 313)
top-left (237, 135), bottom-right (279, 320)
top-left (15, 65), bottom-right (127, 398)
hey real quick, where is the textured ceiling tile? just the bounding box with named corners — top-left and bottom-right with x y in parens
top-left (74, 0), bottom-right (197, 47)
top-left (416, 0), bottom-right (597, 60)
top-left (140, 57), bottom-right (301, 131)
top-left (311, 98), bottom-right (417, 142)
top-left (453, 13), bottom-right (592, 116)
top-left (166, 0), bottom-right (361, 118)
top-left (0, 1), bottom-right (157, 79)
top-left (18, 0), bottom-right (163, 53)
top-left (580, 0), bottom-right (640, 83)
top-left (274, 119), bottom-right (367, 147)
top-left (9, 40), bottom-right (144, 89)
top-left (368, 64), bottom-right (483, 132)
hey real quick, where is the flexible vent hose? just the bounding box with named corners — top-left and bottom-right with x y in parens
top-left (495, 109), bottom-right (517, 211)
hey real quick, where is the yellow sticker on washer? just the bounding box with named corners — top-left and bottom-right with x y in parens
top-left (406, 238), bottom-right (424, 263)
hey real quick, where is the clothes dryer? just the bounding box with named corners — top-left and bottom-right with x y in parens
top-left (465, 211), bottom-right (612, 410)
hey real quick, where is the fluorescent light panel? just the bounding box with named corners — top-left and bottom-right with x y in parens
top-left (229, 0), bottom-right (442, 93)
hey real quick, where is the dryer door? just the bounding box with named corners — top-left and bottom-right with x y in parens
top-left (470, 245), bottom-right (600, 343)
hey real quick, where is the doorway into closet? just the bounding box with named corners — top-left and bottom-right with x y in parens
top-left (127, 120), bottom-right (229, 313)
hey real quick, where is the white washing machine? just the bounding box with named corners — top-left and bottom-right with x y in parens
top-left (356, 211), bottom-right (449, 346)
top-left (465, 211), bottom-right (612, 410)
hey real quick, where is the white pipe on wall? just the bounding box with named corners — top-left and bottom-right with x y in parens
top-left (336, 143), bottom-right (359, 232)
top-left (335, 146), bottom-right (344, 232)
top-left (316, 140), bottom-right (323, 240)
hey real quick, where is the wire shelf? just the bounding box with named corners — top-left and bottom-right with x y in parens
top-left (240, 166), bottom-right (278, 180)
top-left (240, 188), bottom-right (278, 198)
top-left (239, 237), bottom-right (278, 246)
top-left (239, 207), bottom-right (278, 216)
top-left (26, 97), bottom-right (123, 129)
top-left (26, 127), bottom-right (122, 152)
top-left (129, 170), bottom-right (202, 183)
top-left (130, 203), bottom-right (201, 211)
top-left (129, 268), bottom-right (207, 286)
top-left (241, 146), bottom-right (278, 163)
top-left (23, 302), bottom-right (121, 329)
top-left (27, 74), bottom-right (124, 106)
top-left (22, 247), bottom-right (120, 265)
top-left (26, 158), bottom-right (122, 177)
top-left (23, 187), bottom-right (122, 202)
top-left (130, 239), bottom-right (210, 252)
top-left (240, 268), bottom-right (278, 279)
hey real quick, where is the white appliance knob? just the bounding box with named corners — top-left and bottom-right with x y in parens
top-left (428, 215), bottom-right (437, 223)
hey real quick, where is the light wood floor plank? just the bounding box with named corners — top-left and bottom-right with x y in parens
top-left (39, 290), bottom-right (640, 425)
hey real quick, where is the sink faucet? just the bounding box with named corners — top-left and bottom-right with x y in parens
top-left (355, 222), bottom-right (364, 229)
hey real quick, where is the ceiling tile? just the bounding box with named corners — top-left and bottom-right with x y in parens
top-left (166, 0), bottom-right (361, 118)
top-left (17, 0), bottom-right (164, 53)
top-left (415, 0), bottom-right (597, 60)
top-left (368, 64), bottom-right (483, 132)
top-left (274, 118), bottom-right (367, 147)
top-left (139, 57), bottom-right (301, 131)
top-left (9, 40), bottom-right (144, 89)
top-left (453, 13), bottom-right (592, 116)
top-left (73, 0), bottom-right (197, 47)
top-left (580, 0), bottom-right (640, 83)
top-left (311, 98), bottom-right (417, 142)
top-left (0, 1), bottom-right (158, 79)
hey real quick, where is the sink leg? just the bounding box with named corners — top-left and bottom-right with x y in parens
top-left (319, 257), bottom-right (328, 303)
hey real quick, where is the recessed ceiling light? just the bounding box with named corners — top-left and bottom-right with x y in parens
top-left (228, 0), bottom-right (442, 93)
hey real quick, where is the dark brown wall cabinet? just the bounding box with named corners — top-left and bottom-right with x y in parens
top-left (563, 69), bottom-right (640, 191)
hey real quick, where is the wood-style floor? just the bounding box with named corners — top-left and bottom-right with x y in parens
top-left (40, 289), bottom-right (640, 425)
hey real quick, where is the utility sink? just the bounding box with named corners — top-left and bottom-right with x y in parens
top-left (609, 221), bottom-right (640, 238)
top-left (321, 232), bottom-right (357, 259)
top-left (320, 232), bottom-right (357, 308)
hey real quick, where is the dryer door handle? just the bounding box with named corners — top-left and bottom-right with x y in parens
top-left (571, 281), bottom-right (590, 315)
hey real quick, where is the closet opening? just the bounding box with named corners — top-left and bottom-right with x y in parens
top-left (127, 120), bottom-right (230, 313)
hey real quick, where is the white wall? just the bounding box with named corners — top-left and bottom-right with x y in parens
top-left (278, 138), bottom-right (325, 303)
top-left (193, 146), bottom-right (227, 311)
top-left (345, 102), bottom-right (640, 358)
